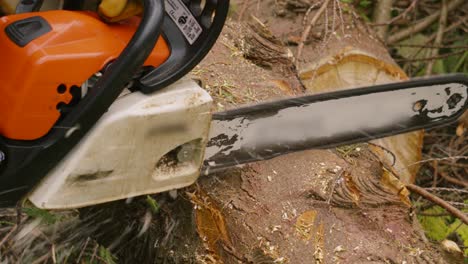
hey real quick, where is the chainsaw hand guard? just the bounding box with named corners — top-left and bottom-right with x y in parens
top-left (138, 0), bottom-right (230, 93)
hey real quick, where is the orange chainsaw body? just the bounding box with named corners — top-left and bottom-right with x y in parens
top-left (0, 11), bottom-right (170, 140)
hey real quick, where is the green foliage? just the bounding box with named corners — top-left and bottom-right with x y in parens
top-left (443, 39), bottom-right (468, 73)
top-left (394, 13), bottom-right (468, 76)
top-left (0, 221), bottom-right (14, 226)
top-left (359, 0), bottom-right (372, 8)
top-left (146, 195), bottom-right (160, 214)
top-left (339, 0), bottom-right (372, 8)
top-left (22, 206), bottom-right (60, 225)
top-left (419, 205), bottom-right (468, 255)
top-left (418, 206), bottom-right (451, 241)
top-left (99, 246), bottom-right (117, 264)
top-left (395, 34), bottom-right (430, 66)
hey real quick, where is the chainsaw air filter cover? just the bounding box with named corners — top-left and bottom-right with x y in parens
top-left (0, 11), bottom-right (169, 140)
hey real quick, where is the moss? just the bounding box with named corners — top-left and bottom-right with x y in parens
top-left (419, 205), bottom-right (468, 255)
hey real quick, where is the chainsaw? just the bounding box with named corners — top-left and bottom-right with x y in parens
top-left (0, 0), bottom-right (466, 209)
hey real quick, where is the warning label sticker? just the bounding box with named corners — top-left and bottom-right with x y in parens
top-left (165, 0), bottom-right (203, 45)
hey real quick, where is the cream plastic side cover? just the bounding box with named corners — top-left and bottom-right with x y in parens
top-left (29, 79), bottom-right (213, 209)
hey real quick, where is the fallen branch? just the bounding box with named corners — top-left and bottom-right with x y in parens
top-left (296, 0), bottom-right (331, 64)
top-left (406, 184), bottom-right (468, 225)
top-left (425, 0), bottom-right (447, 75)
top-left (387, 0), bottom-right (465, 44)
top-left (372, 0), bottom-right (394, 40)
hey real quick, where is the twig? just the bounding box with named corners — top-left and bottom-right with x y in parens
top-left (372, 0), bottom-right (394, 40)
top-left (89, 243), bottom-right (99, 263)
top-left (395, 50), bottom-right (467, 62)
top-left (368, 142), bottom-right (397, 166)
top-left (439, 171), bottom-right (468, 188)
top-left (31, 253), bottom-right (51, 264)
top-left (336, 0), bottom-right (345, 35)
top-left (417, 212), bottom-right (455, 217)
top-left (75, 237), bottom-right (90, 264)
top-left (423, 187), bottom-right (468, 194)
top-left (296, 0), bottom-right (331, 64)
top-left (327, 169), bottom-right (344, 204)
top-left (388, 44), bottom-right (468, 49)
top-left (439, 160), bottom-right (468, 168)
top-left (448, 201), bottom-right (468, 208)
top-left (387, 0), bottom-right (465, 44)
top-left (406, 184), bottom-right (468, 225)
top-left (407, 155), bottom-right (468, 166)
top-left (431, 160), bottom-right (438, 187)
top-left (302, 3), bottom-right (321, 27)
top-left (0, 225), bottom-right (17, 248)
top-left (425, 0), bottom-right (447, 75)
top-left (51, 244), bottom-right (57, 264)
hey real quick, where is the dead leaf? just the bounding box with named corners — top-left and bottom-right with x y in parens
top-left (344, 171), bottom-right (361, 205)
top-left (381, 170), bottom-right (412, 207)
top-left (189, 189), bottom-right (232, 255)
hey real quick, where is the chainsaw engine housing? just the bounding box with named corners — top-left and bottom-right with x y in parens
top-left (0, 11), bottom-right (170, 140)
top-left (29, 79), bottom-right (212, 209)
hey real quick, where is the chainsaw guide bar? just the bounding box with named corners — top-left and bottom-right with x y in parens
top-left (203, 75), bottom-right (468, 174)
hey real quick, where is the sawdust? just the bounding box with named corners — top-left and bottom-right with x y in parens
top-left (295, 210), bottom-right (317, 241)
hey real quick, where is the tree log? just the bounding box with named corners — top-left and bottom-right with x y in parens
top-left (105, 1), bottom-right (447, 263)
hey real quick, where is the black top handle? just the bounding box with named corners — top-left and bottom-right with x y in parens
top-left (138, 0), bottom-right (230, 93)
top-left (0, 0), bottom-right (165, 206)
top-left (16, 0), bottom-right (45, 13)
